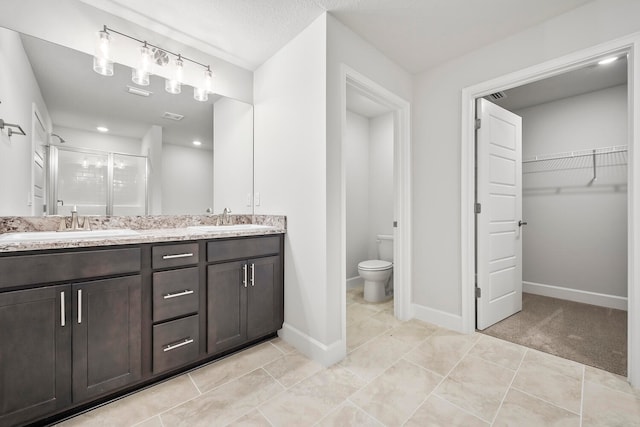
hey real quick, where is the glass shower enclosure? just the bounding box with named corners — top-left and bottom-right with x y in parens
top-left (48, 146), bottom-right (148, 216)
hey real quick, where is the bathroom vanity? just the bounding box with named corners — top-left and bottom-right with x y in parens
top-left (0, 216), bottom-right (285, 426)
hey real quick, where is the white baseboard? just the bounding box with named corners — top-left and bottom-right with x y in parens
top-left (346, 276), bottom-right (363, 290)
top-left (278, 323), bottom-right (346, 367)
top-left (523, 281), bottom-right (628, 311)
top-left (412, 303), bottom-right (464, 332)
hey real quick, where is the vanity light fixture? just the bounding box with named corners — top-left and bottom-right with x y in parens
top-left (96, 126), bottom-right (109, 133)
top-left (598, 56), bottom-right (618, 65)
top-left (92, 25), bottom-right (214, 100)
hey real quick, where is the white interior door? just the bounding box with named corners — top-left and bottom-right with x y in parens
top-left (476, 98), bottom-right (523, 330)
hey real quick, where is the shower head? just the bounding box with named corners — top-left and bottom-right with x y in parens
top-left (51, 133), bottom-right (66, 143)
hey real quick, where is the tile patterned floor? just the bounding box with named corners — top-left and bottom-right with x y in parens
top-left (58, 288), bottom-right (640, 426)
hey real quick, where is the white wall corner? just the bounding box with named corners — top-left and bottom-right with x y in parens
top-left (278, 323), bottom-right (346, 367)
top-left (412, 303), bottom-right (464, 332)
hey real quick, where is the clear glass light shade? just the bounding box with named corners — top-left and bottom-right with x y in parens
top-left (132, 45), bottom-right (152, 86)
top-left (193, 69), bottom-right (213, 102)
top-left (165, 58), bottom-right (183, 94)
top-left (93, 30), bottom-right (113, 76)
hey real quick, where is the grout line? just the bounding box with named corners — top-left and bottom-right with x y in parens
top-left (187, 372), bottom-right (202, 395)
top-left (510, 386), bottom-right (581, 416)
top-left (256, 407), bottom-right (275, 426)
top-left (345, 398), bottom-right (386, 427)
top-left (489, 346), bottom-right (528, 425)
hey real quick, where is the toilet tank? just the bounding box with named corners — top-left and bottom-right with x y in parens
top-left (376, 234), bottom-right (394, 262)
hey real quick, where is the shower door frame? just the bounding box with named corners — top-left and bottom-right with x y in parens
top-left (47, 145), bottom-right (149, 216)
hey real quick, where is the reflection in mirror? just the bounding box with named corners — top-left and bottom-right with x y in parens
top-left (0, 26), bottom-right (253, 217)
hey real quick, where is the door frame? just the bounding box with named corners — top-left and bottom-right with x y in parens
top-left (460, 33), bottom-right (640, 386)
top-left (340, 64), bottom-right (413, 344)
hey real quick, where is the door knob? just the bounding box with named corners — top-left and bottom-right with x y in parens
top-left (518, 220), bottom-right (528, 227)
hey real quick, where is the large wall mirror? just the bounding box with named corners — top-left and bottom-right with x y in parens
top-left (0, 26), bottom-right (253, 217)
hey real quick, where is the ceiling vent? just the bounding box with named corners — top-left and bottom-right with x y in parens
top-left (488, 91), bottom-right (507, 101)
top-left (126, 85), bottom-right (152, 97)
top-left (162, 111), bottom-right (184, 121)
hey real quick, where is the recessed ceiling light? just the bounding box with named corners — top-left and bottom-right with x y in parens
top-left (598, 56), bottom-right (618, 65)
top-left (96, 126), bottom-right (109, 132)
top-left (126, 85), bottom-right (152, 97)
top-left (192, 140), bottom-right (202, 146)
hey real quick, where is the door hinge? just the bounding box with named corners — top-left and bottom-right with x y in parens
top-left (475, 287), bottom-right (482, 299)
top-left (393, 221), bottom-right (398, 228)
top-left (474, 203), bottom-right (481, 214)
top-left (475, 118), bottom-right (482, 130)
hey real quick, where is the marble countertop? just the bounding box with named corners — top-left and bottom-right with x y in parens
top-left (0, 215), bottom-right (286, 253)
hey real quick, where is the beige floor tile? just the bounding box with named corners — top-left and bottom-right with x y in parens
top-left (269, 337), bottom-right (297, 355)
top-left (347, 302), bottom-right (383, 323)
top-left (584, 365), bottom-right (640, 398)
top-left (350, 358), bottom-right (442, 425)
top-left (470, 335), bottom-right (526, 370)
top-left (522, 349), bottom-right (584, 380)
top-left (347, 288), bottom-right (364, 305)
top-left (316, 402), bottom-right (382, 427)
top-left (493, 388), bottom-right (580, 427)
top-left (371, 309), bottom-right (403, 327)
top-left (263, 352), bottom-right (323, 388)
top-left (226, 409), bottom-right (272, 426)
top-left (384, 319), bottom-right (438, 346)
top-left (189, 342), bottom-right (283, 393)
top-left (259, 365), bottom-right (365, 426)
top-left (582, 380), bottom-right (640, 426)
top-left (160, 369), bottom-right (283, 427)
top-left (404, 328), bottom-right (480, 376)
top-left (340, 335), bottom-right (413, 381)
top-left (133, 416), bottom-right (163, 427)
top-left (512, 351), bottom-right (583, 414)
top-left (404, 395), bottom-right (489, 427)
top-left (59, 374), bottom-right (199, 426)
top-left (435, 354), bottom-right (514, 422)
top-left (347, 316), bottom-right (390, 352)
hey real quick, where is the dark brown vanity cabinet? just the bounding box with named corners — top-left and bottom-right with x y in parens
top-left (207, 236), bottom-right (284, 354)
top-left (151, 242), bottom-right (201, 374)
top-left (0, 247), bottom-right (141, 427)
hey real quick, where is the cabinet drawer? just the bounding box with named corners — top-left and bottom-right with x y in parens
top-left (152, 243), bottom-right (199, 269)
top-left (207, 236), bottom-right (280, 263)
top-left (153, 267), bottom-right (199, 322)
top-left (153, 315), bottom-right (199, 373)
top-left (0, 247), bottom-right (140, 289)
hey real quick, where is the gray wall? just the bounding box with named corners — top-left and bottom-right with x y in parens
top-left (517, 84), bottom-right (628, 298)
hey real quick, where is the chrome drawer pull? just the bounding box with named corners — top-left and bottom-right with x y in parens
top-left (163, 338), bottom-right (194, 352)
top-left (77, 289), bottom-right (82, 324)
top-left (242, 264), bottom-right (248, 288)
top-left (163, 290), bottom-right (194, 299)
top-left (60, 291), bottom-right (65, 327)
top-left (250, 263), bottom-right (255, 287)
top-left (162, 253), bottom-right (194, 260)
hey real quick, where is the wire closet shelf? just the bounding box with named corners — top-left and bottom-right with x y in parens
top-left (522, 145), bottom-right (628, 180)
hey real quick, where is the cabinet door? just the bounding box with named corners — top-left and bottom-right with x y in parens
top-left (247, 256), bottom-right (283, 340)
top-left (207, 261), bottom-right (247, 354)
top-left (0, 285), bottom-right (71, 426)
top-left (72, 275), bottom-right (142, 402)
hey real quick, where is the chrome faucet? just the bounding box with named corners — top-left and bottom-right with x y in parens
top-left (221, 208), bottom-right (232, 225)
top-left (58, 205), bottom-right (91, 231)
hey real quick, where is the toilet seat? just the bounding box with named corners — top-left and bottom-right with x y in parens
top-left (358, 260), bottom-right (392, 271)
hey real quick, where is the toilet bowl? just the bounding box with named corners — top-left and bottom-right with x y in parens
top-left (357, 234), bottom-right (393, 303)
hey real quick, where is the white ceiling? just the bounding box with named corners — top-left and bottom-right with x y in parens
top-left (80, 0), bottom-right (594, 73)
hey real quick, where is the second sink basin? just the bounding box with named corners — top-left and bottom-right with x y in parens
top-left (0, 229), bottom-right (140, 242)
top-left (187, 224), bottom-right (276, 233)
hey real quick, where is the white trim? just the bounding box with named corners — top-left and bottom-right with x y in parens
top-left (461, 32), bottom-right (640, 387)
top-left (340, 63), bottom-right (413, 364)
top-left (346, 276), bottom-right (364, 290)
top-left (278, 323), bottom-right (345, 367)
top-left (412, 303), bottom-right (463, 331)
top-left (523, 281), bottom-right (628, 311)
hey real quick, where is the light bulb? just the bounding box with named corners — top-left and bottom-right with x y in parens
top-left (165, 57), bottom-right (183, 94)
top-left (132, 44), bottom-right (152, 86)
top-left (93, 30), bottom-right (113, 76)
top-left (194, 68), bottom-right (213, 102)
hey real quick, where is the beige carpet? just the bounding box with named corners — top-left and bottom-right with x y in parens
top-left (481, 293), bottom-right (627, 376)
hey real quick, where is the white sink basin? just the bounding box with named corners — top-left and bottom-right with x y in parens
top-left (187, 224), bottom-right (276, 233)
top-left (0, 229), bottom-right (140, 242)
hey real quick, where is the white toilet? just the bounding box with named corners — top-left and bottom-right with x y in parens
top-left (358, 234), bottom-right (393, 303)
